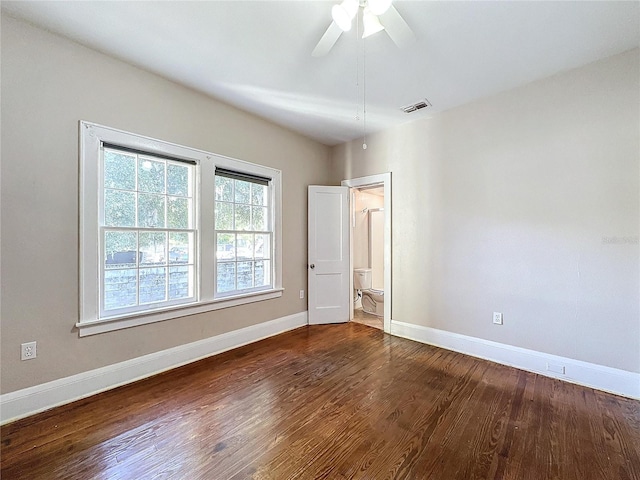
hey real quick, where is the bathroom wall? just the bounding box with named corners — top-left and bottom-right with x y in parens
top-left (353, 189), bottom-right (385, 309)
top-left (369, 209), bottom-right (384, 290)
top-left (353, 190), bottom-right (384, 271)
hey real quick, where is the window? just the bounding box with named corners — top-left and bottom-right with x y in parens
top-left (214, 169), bottom-right (272, 296)
top-left (79, 122), bottom-right (282, 336)
top-left (101, 147), bottom-right (196, 317)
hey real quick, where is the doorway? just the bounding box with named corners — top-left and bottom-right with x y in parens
top-left (342, 173), bottom-right (391, 333)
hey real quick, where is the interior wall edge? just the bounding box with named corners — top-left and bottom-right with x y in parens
top-left (390, 319), bottom-right (640, 400)
top-left (0, 311), bottom-right (308, 425)
top-left (329, 48), bottom-right (639, 372)
top-left (1, 15), bottom-right (330, 393)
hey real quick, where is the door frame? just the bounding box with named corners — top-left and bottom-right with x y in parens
top-left (342, 173), bottom-right (391, 333)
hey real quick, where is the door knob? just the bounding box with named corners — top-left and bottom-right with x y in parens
top-left (310, 264), bottom-right (315, 269)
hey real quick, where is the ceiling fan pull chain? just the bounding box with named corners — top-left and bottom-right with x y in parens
top-left (362, 25), bottom-right (368, 150)
top-left (355, 6), bottom-right (361, 122)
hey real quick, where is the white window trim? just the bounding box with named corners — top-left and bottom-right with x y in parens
top-left (79, 121), bottom-right (283, 337)
top-left (99, 148), bottom-right (198, 318)
top-left (212, 156), bottom-right (277, 298)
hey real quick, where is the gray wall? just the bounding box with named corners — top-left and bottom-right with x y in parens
top-left (1, 16), bottom-right (331, 394)
top-left (332, 49), bottom-right (640, 373)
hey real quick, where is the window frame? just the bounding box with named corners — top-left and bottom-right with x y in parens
top-left (214, 169), bottom-right (274, 298)
top-left (100, 146), bottom-right (198, 318)
top-left (79, 121), bottom-right (283, 337)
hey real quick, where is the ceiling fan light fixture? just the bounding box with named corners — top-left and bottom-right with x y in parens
top-left (332, 0), bottom-right (359, 32)
top-left (368, 0), bottom-right (393, 16)
top-left (362, 7), bottom-right (385, 38)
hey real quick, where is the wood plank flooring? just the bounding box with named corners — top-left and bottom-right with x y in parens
top-left (2, 323), bottom-right (639, 479)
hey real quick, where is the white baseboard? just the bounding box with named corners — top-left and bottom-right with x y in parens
top-left (1, 311), bottom-right (308, 425)
top-left (390, 320), bottom-right (639, 400)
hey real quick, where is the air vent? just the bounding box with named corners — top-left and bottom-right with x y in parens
top-left (401, 99), bottom-right (432, 114)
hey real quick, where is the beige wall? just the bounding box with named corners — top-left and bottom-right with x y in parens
top-left (0, 16), bottom-right (331, 394)
top-left (332, 49), bottom-right (640, 373)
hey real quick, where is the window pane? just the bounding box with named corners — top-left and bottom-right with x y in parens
top-left (140, 232), bottom-right (166, 265)
top-left (235, 180), bottom-right (250, 204)
top-left (252, 206), bottom-right (267, 231)
top-left (237, 261), bottom-right (253, 289)
top-left (255, 260), bottom-right (270, 287)
top-left (86, 125), bottom-right (231, 323)
top-left (138, 193), bottom-right (165, 228)
top-left (215, 202), bottom-right (233, 230)
top-left (254, 234), bottom-right (270, 259)
top-left (168, 164), bottom-right (190, 197)
top-left (251, 183), bottom-right (268, 206)
top-left (138, 158), bottom-right (165, 193)
top-left (105, 231), bottom-right (138, 269)
top-left (235, 205), bottom-right (251, 231)
top-left (217, 262), bottom-right (236, 293)
top-left (215, 176), bottom-right (233, 202)
top-left (168, 197), bottom-right (191, 229)
top-left (105, 189), bottom-right (136, 227)
top-left (104, 150), bottom-right (136, 190)
top-left (212, 169), bottom-right (274, 299)
top-left (169, 265), bottom-right (193, 300)
top-left (169, 232), bottom-right (193, 264)
top-left (104, 269), bottom-right (137, 310)
top-left (237, 233), bottom-right (254, 260)
top-left (139, 267), bottom-right (167, 304)
top-left (217, 233), bottom-right (235, 261)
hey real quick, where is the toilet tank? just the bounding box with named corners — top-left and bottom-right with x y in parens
top-left (354, 268), bottom-right (372, 290)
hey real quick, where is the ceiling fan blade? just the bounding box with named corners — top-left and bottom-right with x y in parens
top-left (312, 22), bottom-right (343, 57)
top-left (379, 5), bottom-right (416, 49)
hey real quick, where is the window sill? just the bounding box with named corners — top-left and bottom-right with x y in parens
top-left (76, 288), bottom-right (284, 337)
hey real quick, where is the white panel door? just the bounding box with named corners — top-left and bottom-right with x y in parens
top-left (308, 186), bottom-right (350, 324)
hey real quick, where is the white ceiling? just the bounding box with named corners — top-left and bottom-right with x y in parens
top-left (3, 1), bottom-right (639, 146)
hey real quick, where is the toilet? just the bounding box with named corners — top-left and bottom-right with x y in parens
top-left (354, 268), bottom-right (384, 317)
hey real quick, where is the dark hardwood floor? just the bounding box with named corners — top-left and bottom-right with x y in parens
top-left (2, 323), bottom-right (639, 479)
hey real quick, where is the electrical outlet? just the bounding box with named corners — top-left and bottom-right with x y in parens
top-left (546, 363), bottom-right (565, 375)
top-left (21, 341), bottom-right (37, 360)
top-left (493, 312), bottom-right (503, 325)
top-left (300, 290), bottom-right (305, 299)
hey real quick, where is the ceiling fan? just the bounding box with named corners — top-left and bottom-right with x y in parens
top-left (312, 0), bottom-right (416, 57)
